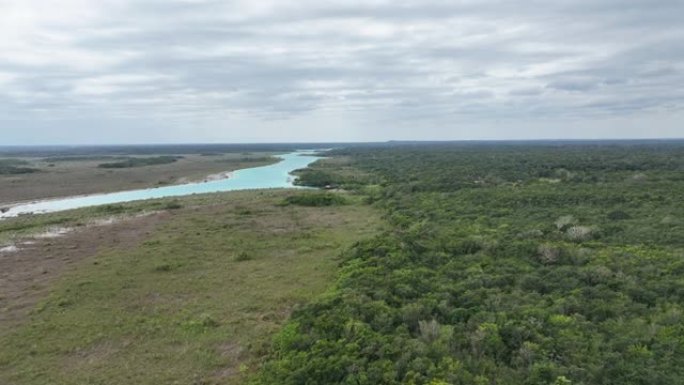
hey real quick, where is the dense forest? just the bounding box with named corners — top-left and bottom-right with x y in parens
top-left (257, 142), bottom-right (684, 385)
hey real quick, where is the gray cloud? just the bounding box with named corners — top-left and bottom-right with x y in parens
top-left (0, 0), bottom-right (683, 144)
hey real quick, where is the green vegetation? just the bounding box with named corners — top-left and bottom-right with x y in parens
top-left (257, 143), bottom-right (684, 385)
top-left (41, 156), bottom-right (128, 162)
top-left (0, 191), bottom-right (382, 385)
top-left (216, 156), bottom-right (276, 164)
top-left (294, 156), bottom-right (380, 189)
top-left (3, 142), bottom-right (684, 385)
top-left (98, 156), bottom-right (183, 168)
top-left (283, 192), bottom-right (348, 207)
top-left (0, 159), bottom-right (38, 175)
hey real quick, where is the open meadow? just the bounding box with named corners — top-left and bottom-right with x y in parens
top-left (0, 189), bottom-right (382, 385)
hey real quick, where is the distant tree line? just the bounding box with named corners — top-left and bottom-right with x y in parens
top-left (97, 156), bottom-right (183, 169)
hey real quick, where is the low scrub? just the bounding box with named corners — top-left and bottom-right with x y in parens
top-left (0, 159), bottom-right (38, 175)
top-left (98, 156), bottom-right (182, 169)
top-left (283, 192), bottom-right (347, 207)
top-left (163, 201), bottom-right (183, 210)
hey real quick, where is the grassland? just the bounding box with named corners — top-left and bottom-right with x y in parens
top-left (0, 190), bottom-right (382, 385)
top-left (0, 153), bottom-right (278, 205)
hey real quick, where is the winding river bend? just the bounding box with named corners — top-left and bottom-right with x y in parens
top-left (0, 151), bottom-right (320, 219)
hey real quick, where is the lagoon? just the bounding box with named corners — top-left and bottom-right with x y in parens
top-left (0, 151), bottom-right (319, 219)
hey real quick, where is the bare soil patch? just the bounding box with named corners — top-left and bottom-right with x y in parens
top-left (0, 212), bottom-right (169, 334)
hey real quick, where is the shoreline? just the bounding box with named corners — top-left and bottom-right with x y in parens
top-left (0, 169), bottom-right (238, 215)
top-left (0, 151), bottom-right (318, 219)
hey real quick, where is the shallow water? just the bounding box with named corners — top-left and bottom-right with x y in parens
top-left (0, 151), bottom-right (319, 219)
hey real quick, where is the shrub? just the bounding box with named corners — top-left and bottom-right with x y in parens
top-left (181, 313), bottom-right (220, 332)
top-left (0, 166), bottom-right (38, 175)
top-left (661, 215), bottom-right (678, 225)
top-left (234, 251), bottom-right (253, 261)
top-left (565, 226), bottom-right (594, 241)
top-left (164, 201), bottom-right (183, 210)
top-left (555, 215), bottom-right (577, 231)
top-left (0, 159), bottom-right (38, 174)
top-left (154, 263), bottom-right (173, 272)
top-left (517, 229), bottom-right (544, 239)
top-left (98, 204), bottom-right (126, 214)
top-left (607, 210), bottom-right (631, 220)
top-left (283, 192), bottom-right (347, 207)
top-left (537, 244), bottom-right (560, 264)
top-left (98, 156), bottom-right (182, 168)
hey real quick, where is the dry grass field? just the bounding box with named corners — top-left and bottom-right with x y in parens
top-left (0, 189), bottom-right (382, 385)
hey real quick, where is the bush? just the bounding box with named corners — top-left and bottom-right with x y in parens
top-left (154, 263), bottom-right (173, 272)
top-left (98, 156), bottom-right (182, 168)
top-left (607, 210), bottom-right (631, 220)
top-left (0, 159), bottom-right (38, 174)
top-left (555, 215), bottom-right (578, 231)
top-left (97, 204), bottom-right (126, 214)
top-left (565, 226), bottom-right (594, 241)
top-left (283, 192), bottom-right (347, 207)
top-left (164, 201), bottom-right (183, 210)
top-left (181, 313), bottom-right (220, 332)
top-left (0, 166), bottom-right (38, 175)
top-left (537, 244), bottom-right (560, 264)
top-left (293, 170), bottom-right (338, 187)
top-left (234, 251), bottom-right (253, 261)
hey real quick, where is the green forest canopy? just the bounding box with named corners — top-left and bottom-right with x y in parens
top-left (257, 142), bottom-right (684, 385)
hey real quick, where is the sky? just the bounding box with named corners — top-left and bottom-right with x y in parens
top-left (0, 0), bottom-right (682, 144)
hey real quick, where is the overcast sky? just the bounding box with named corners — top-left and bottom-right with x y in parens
top-left (1, 0), bottom-right (682, 144)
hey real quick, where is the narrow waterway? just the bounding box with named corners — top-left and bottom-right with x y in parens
top-left (0, 151), bottom-right (319, 219)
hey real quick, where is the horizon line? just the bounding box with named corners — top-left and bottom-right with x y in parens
top-left (2, 137), bottom-right (684, 147)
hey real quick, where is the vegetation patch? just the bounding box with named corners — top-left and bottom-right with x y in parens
top-left (0, 159), bottom-right (38, 175)
top-left (257, 143), bottom-right (684, 385)
top-left (163, 201), bottom-right (183, 210)
top-left (293, 156), bottom-right (380, 189)
top-left (0, 190), bottom-right (382, 385)
top-left (234, 251), bottom-right (254, 261)
top-left (41, 156), bottom-right (128, 162)
top-left (282, 192), bottom-right (347, 207)
top-left (216, 156), bottom-right (275, 163)
top-left (97, 156), bottom-right (183, 168)
top-left (96, 204), bottom-right (127, 214)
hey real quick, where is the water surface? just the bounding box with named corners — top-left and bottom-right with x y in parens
top-left (0, 151), bottom-right (319, 219)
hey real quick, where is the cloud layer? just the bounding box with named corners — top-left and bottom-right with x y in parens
top-left (1, 0), bottom-right (682, 143)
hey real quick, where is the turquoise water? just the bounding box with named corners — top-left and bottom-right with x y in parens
top-left (0, 151), bottom-right (320, 219)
